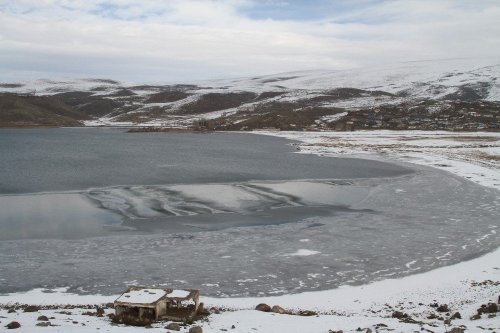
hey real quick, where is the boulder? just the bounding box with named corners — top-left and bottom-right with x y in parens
top-left (391, 311), bottom-right (408, 319)
top-left (437, 304), bottom-right (449, 312)
top-left (36, 322), bottom-right (51, 327)
top-left (6, 321), bottom-right (21, 329)
top-left (96, 307), bottom-right (105, 317)
top-left (255, 303), bottom-right (271, 312)
top-left (449, 328), bottom-right (465, 333)
top-left (271, 305), bottom-right (286, 314)
top-left (189, 326), bottom-right (203, 333)
top-left (299, 310), bottom-right (317, 316)
top-left (470, 313), bottom-right (481, 320)
top-left (23, 305), bottom-right (40, 313)
top-left (37, 315), bottom-right (49, 321)
top-left (166, 323), bottom-right (181, 331)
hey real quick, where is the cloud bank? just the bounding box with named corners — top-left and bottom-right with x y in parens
top-left (0, 0), bottom-right (499, 82)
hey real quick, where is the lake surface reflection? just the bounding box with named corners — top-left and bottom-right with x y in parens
top-left (0, 193), bottom-right (121, 240)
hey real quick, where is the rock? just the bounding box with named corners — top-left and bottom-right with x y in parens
top-left (105, 303), bottom-right (114, 309)
top-left (444, 319), bottom-right (451, 325)
top-left (96, 307), bottom-right (105, 317)
top-left (427, 313), bottom-right (438, 319)
top-left (366, 329), bottom-right (372, 333)
top-left (210, 307), bottom-right (221, 314)
top-left (451, 312), bottom-right (462, 319)
top-left (470, 313), bottom-right (481, 320)
top-left (23, 305), bottom-right (40, 313)
top-left (36, 322), bottom-right (51, 327)
top-left (6, 321), bottom-right (21, 329)
top-left (487, 302), bottom-right (498, 313)
top-left (231, 325), bottom-right (236, 329)
top-left (37, 315), bottom-right (49, 321)
top-left (477, 303), bottom-right (497, 315)
top-left (271, 305), bottom-right (286, 314)
top-left (166, 323), bottom-right (181, 331)
top-left (449, 328), bottom-right (465, 333)
top-left (299, 310), bottom-right (317, 316)
top-left (189, 326), bottom-right (203, 333)
top-left (255, 303), bottom-right (271, 312)
top-left (436, 304), bottom-right (449, 312)
top-left (329, 330), bottom-right (343, 333)
top-left (391, 311), bottom-right (408, 319)
top-left (7, 309), bottom-right (16, 313)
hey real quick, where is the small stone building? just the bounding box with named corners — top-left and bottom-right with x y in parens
top-left (114, 286), bottom-right (200, 325)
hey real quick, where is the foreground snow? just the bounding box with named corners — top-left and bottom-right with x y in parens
top-left (1, 130), bottom-right (499, 332)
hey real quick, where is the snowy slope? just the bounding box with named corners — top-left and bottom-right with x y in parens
top-left (1, 57), bottom-right (499, 127)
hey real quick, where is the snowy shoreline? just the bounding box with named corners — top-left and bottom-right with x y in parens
top-left (1, 130), bottom-right (499, 332)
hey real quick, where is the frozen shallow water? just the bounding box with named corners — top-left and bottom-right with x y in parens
top-left (0, 129), bottom-right (499, 297)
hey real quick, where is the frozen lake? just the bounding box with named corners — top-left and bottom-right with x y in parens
top-left (0, 128), bottom-right (499, 296)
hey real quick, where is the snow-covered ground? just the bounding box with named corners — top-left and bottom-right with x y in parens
top-left (257, 130), bottom-right (500, 191)
top-left (1, 130), bottom-right (499, 333)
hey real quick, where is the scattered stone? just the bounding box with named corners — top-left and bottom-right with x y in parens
top-left (255, 303), bottom-right (271, 312)
top-left (7, 309), bottom-right (16, 314)
top-left (23, 305), bottom-right (41, 313)
top-left (451, 312), bottom-right (462, 319)
top-left (166, 323), bottom-right (181, 331)
top-left (375, 323), bottom-right (388, 327)
top-left (329, 330), bottom-right (343, 333)
top-left (37, 315), bottom-right (49, 321)
top-left (6, 321), bottom-right (21, 329)
top-left (105, 303), bottom-right (114, 309)
top-left (189, 326), bottom-right (203, 333)
top-left (210, 307), bottom-right (221, 314)
top-left (299, 310), bottom-right (317, 316)
top-left (366, 329), bottom-right (372, 333)
top-left (391, 311), bottom-right (408, 319)
top-left (444, 319), bottom-right (451, 325)
top-left (449, 328), bottom-right (465, 333)
top-left (427, 313), bottom-right (438, 319)
top-left (271, 305), bottom-right (286, 314)
top-left (231, 325), bottom-right (236, 329)
top-left (436, 304), bottom-right (449, 312)
top-left (36, 322), bottom-right (51, 327)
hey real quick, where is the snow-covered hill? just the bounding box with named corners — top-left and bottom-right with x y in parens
top-left (1, 58), bottom-right (499, 129)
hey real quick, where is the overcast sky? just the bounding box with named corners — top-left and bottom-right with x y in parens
top-left (1, 0), bottom-right (499, 83)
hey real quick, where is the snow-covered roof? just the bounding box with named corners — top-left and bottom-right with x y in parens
top-left (167, 289), bottom-right (191, 299)
top-left (115, 288), bottom-right (167, 305)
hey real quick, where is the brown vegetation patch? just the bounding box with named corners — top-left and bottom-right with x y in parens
top-left (180, 92), bottom-right (257, 114)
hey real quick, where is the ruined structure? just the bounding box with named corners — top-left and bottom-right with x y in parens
top-left (114, 286), bottom-right (200, 325)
